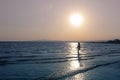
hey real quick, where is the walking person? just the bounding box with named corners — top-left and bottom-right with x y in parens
top-left (77, 42), bottom-right (81, 58)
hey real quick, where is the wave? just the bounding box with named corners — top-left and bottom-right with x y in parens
top-left (0, 57), bottom-right (93, 65)
top-left (43, 60), bottom-right (120, 80)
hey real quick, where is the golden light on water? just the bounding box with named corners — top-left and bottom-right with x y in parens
top-left (68, 42), bottom-right (78, 57)
top-left (70, 60), bottom-right (80, 70)
top-left (68, 43), bottom-right (85, 69)
top-left (70, 13), bottom-right (84, 27)
top-left (68, 43), bottom-right (86, 80)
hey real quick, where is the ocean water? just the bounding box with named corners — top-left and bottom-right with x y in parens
top-left (0, 41), bottom-right (120, 80)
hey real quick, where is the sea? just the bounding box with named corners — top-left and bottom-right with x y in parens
top-left (0, 41), bottom-right (120, 80)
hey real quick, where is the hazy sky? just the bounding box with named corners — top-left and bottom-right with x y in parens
top-left (0, 0), bottom-right (120, 41)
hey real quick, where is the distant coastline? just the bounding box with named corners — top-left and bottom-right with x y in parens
top-left (106, 39), bottom-right (120, 44)
top-left (89, 39), bottom-right (120, 44)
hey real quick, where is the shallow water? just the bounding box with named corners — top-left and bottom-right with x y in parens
top-left (0, 41), bottom-right (120, 80)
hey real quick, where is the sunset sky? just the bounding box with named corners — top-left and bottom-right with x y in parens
top-left (0, 0), bottom-right (120, 41)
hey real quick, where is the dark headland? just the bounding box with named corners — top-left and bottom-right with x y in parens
top-left (107, 39), bottom-right (120, 43)
top-left (100, 39), bottom-right (120, 44)
top-left (88, 39), bottom-right (120, 44)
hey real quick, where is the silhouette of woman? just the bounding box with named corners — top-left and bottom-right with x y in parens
top-left (77, 42), bottom-right (81, 58)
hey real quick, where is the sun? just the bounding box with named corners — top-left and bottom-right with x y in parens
top-left (70, 14), bottom-right (83, 27)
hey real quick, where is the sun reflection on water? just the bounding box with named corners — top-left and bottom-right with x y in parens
top-left (68, 42), bottom-right (78, 56)
top-left (70, 60), bottom-right (80, 70)
top-left (67, 42), bottom-right (86, 80)
top-left (73, 73), bottom-right (85, 80)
